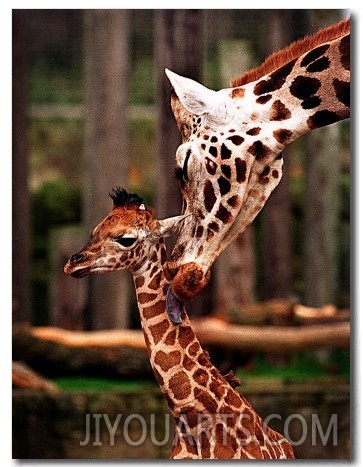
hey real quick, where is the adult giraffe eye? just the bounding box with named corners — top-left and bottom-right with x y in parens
top-left (174, 149), bottom-right (191, 182)
top-left (115, 235), bottom-right (138, 249)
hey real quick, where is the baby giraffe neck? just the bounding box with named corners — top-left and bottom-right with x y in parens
top-left (131, 239), bottom-right (294, 459)
top-left (132, 239), bottom-right (205, 411)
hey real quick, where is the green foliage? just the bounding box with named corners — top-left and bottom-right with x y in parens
top-left (129, 58), bottom-right (155, 105)
top-left (29, 58), bottom-right (83, 105)
top-left (32, 178), bottom-right (81, 230)
top-left (53, 349), bottom-right (350, 392)
top-left (236, 350), bottom-right (350, 381)
top-left (54, 377), bottom-right (154, 392)
top-left (31, 178), bottom-right (82, 324)
top-left (30, 117), bottom-right (85, 190)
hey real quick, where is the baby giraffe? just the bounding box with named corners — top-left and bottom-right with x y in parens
top-left (64, 188), bottom-right (294, 459)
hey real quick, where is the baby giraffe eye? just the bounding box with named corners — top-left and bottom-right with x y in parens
top-left (115, 235), bottom-right (138, 249)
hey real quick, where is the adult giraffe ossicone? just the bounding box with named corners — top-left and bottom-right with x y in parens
top-left (64, 188), bottom-right (294, 459)
top-left (165, 18), bottom-right (350, 311)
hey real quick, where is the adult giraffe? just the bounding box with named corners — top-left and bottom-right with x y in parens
top-left (64, 188), bottom-right (294, 459)
top-left (164, 18), bottom-right (350, 319)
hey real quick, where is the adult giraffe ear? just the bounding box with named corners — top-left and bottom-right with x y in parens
top-left (165, 69), bottom-right (229, 124)
top-left (152, 214), bottom-right (189, 239)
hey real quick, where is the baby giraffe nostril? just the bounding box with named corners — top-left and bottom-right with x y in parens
top-left (70, 252), bottom-right (88, 264)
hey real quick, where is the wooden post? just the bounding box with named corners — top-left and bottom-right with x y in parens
top-left (83, 10), bottom-right (131, 329)
top-left (304, 125), bottom-right (341, 306)
top-left (303, 10), bottom-right (344, 307)
top-left (261, 10), bottom-right (293, 301)
top-left (49, 226), bottom-right (88, 330)
top-left (215, 39), bottom-right (257, 319)
top-left (154, 10), bottom-right (209, 317)
top-left (154, 10), bottom-right (204, 221)
top-left (12, 10), bottom-right (31, 322)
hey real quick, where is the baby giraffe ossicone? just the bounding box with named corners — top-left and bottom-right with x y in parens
top-left (64, 187), bottom-right (294, 459)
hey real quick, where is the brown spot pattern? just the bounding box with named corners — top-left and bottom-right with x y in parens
top-left (235, 158), bottom-right (247, 182)
top-left (290, 75), bottom-right (320, 100)
top-left (217, 176), bottom-right (231, 196)
top-left (221, 143), bottom-right (232, 159)
top-left (204, 180), bottom-right (217, 212)
top-left (258, 166), bottom-right (271, 184)
top-left (142, 300), bottom-right (166, 320)
top-left (270, 100), bottom-right (291, 121)
top-left (227, 195), bottom-right (240, 208)
top-left (301, 43), bottom-right (329, 68)
top-left (246, 127), bottom-right (261, 136)
top-left (169, 371), bottom-right (192, 400)
top-left (149, 319), bottom-right (170, 345)
top-left (164, 329), bottom-right (177, 346)
top-left (253, 59), bottom-right (297, 95)
top-left (193, 368), bottom-right (209, 385)
top-left (178, 326), bottom-right (196, 348)
top-left (188, 342), bottom-right (200, 357)
top-left (148, 270), bottom-right (162, 290)
top-left (216, 204), bottom-right (233, 223)
top-left (182, 354), bottom-right (196, 371)
top-left (208, 221), bottom-right (219, 232)
top-left (333, 78), bottom-right (350, 107)
top-left (273, 128), bottom-right (292, 144)
top-left (194, 388), bottom-right (218, 412)
top-left (247, 141), bottom-right (271, 161)
top-left (195, 226), bottom-right (204, 238)
top-left (227, 134), bottom-right (244, 145)
top-left (134, 276), bottom-right (145, 289)
top-left (137, 292), bottom-right (157, 304)
top-left (205, 157), bottom-right (217, 175)
top-left (256, 94), bottom-right (272, 104)
top-left (231, 87), bottom-right (245, 98)
top-left (154, 349), bottom-right (182, 372)
top-left (339, 34), bottom-right (350, 70)
top-left (307, 109), bottom-right (341, 129)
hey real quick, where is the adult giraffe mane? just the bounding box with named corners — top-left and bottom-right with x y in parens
top-left (230, 17), bottom-right (350, 88)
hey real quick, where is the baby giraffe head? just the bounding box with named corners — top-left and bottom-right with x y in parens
top-left (64, 187), bottom-right (186, 279)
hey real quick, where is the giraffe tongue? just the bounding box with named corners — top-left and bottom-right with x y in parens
top-left (166, 285), bottom-right (185, 324)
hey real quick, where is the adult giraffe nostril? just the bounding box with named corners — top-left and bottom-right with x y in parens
top-left (70, 252), bottom-right (88, 264)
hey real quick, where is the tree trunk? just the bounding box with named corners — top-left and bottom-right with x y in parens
top-left (83, 10), bottom-right (131, 329)
top-left (303, 10), bottom-right (344, 307)
top-left (13, 319), bottom-right (350, 375)
top-left (154, 10), bottom-right (209, 316)
top-left (303, 126), bottom-right (341, 306)
top-left (12, 10), bottom-right (31, 322)
top-left (215, 39), bottom-right (257, 318)
top-left (261, 10), bottom-right (293, 300)
top-left (13, 324), bottom-right (153, 379)
top-left (154, 10), bottom-right (204, 220)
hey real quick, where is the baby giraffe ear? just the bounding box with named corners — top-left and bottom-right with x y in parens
top-left (153, 215), bottom-right (188, 239)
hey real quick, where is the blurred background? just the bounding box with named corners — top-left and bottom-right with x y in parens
top-left (13, 8), bottom-right (350, 328)
top-left (12, 9), bottom-right (350, 459)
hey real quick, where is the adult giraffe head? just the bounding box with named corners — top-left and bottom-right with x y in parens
top-left (165, 18), bottom-right (350, 303)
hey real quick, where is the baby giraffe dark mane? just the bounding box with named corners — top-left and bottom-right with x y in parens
top-left (109, 186), bottom-right (144, 207)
